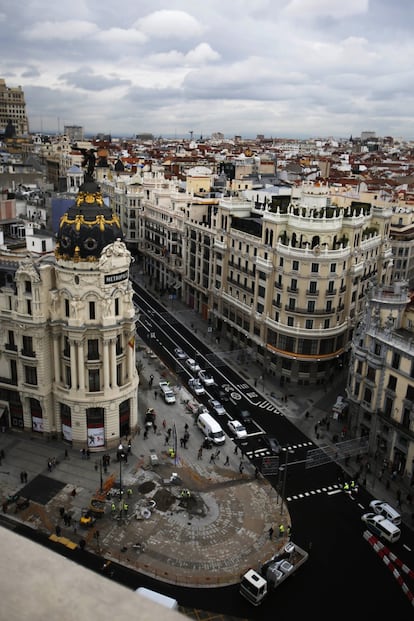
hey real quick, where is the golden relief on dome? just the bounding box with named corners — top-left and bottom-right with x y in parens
top-left (59, 212), bottom-right (121, 230)
top-left (76, 191), bottom-right (104, 207)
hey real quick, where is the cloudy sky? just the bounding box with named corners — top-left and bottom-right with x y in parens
top-left (1, 0), bottom-right (413, 140)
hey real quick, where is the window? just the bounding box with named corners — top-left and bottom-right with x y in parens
top-left (391, 352), bottom-right (400, 370)
top-left (25, 280), bottom-right (32, 294)
top-left (363, 387), bottom-right (372, 404)
top-left (87, 339), bottom-right (99, 360)
top-left (258, 271), bottom-right (266, 281)
top-left (290, 278), bottom-right (298, 291)
top-left (330, 263), bottom-right (336, 273)
top-left (88, 369), bottom-right (100, 392)
top-left (307, 301), bottom-right (315, 313)
top-left (326, 300), bottom-right (332, 312)
top-left (305, 319), bottom-right (313, 329)
top-left (27, 300), bottom-right (32, 315)
top-left (324, 318), bottom-right (330, 329)
top-left (279, 257), bottom-right (284, 267)
top-left (65, 366), bottom-right (71, 388)
top-left (292, 260), bottom-right (299, 271)
top-left (65, 299), bottom-right (70, 317)
top-left (288, 298), bottom-right (296, 311)
top-left (258, 285), bottom-right (266, 298)
top-left (287, 316), bottom-right (294, 327)
top-left (24, 366), bottom-right (37, 385)
top-left (116, 363), bottom-right (122, 386)
top-left (115, 298), bottom-right (120, 315)
top-left (116, 335), bottom-right (122, 355)
top-left (309, 281), bottom-right (317, 293)
top-left (374, 343), bottom-right (381, 356)
top-left (89, 301), bottom-right (96, 320)
top-left (22, 335), bottom-right (34, 356)
top-left (256, 302), bottom-right (264, 314)
top-left (357, 360), bottom-right (363, 374)
top-left (63, 337), bottom-right (70, 358)
top-left (327, 280), bottom-right (335, 292)
top-left (387, 375), bottom-right (397, 391)
top-left (367, 366), bottom-right (376, 382)
top-left (311, 263), bottom-right (319, 273)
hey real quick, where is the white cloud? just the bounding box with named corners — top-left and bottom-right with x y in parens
top-left (133, 10), bottom-right (205, 39)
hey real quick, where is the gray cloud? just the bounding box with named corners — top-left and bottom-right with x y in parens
top-left (0, 0), bottom-right (413, 139)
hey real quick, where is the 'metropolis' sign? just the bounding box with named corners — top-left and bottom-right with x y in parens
top-left (104, 271), bottom-right (128, 284)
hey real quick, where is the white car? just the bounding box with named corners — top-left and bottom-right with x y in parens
top-left (188, 378), bottom-right (205, 396)
top-left (369, 500), bottom-right (401, 525)
top-left (185, 358), bottom-right (201, 373)
top-left (174, 347), bottom-right (188, 360)
top-left (227, 419), bottom-right (247, 439)
top-left (198, 369), bottom-right (215, 386)
top-left (208, 399), bottom-right (226, 416)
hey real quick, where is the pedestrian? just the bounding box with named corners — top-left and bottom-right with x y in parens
top-left (255, 467), bottom-right (259, 479)
top-left (164, 434), bottom-right (169, 446)
top-left (144, 428), bottom-right (148, 440)
top-left (279, 523), bottom-right (285, 537)
top-left (287, 525), bottom-right (291, 538)
top-left (153, 423), bottom-right (157, 434)
top-left (59, 506), bottom-right (65, 517)
top-left (23, 471), bottom-right (28, 483)
top-left (198, 447), bottom-right (203, 460)
top-left (167, 428), bottom-right (172, 440)
top-left (149, 374), bottom-right (154, 388)
top-left (234, 445), bottom-right (238, 455)
top-left (239, 462), bottom-right (244, 474)
top-left (224, 455), bottom-right (230, 466)
top-left (64, 449), bottom-right (68, 459)
top-left (86, 449), bottom-right (90, 460)
top-left (66, 513), bottom-right (72, 527)
top-left (47, 459), bottom-right (52, 472)
top-left (20, 471), bottom-right (24, 483)
top-left (184, 423), bottom-right (189, 432)
top-left (55, 525), bottom-right (61, 537)
top-left (162, 419), bottom-right (166, 429)
top-left (180, 437), bottom-right (184, 448)
top-left (154, 390), bottom-right (158, 400)
top-left (210, 453), bottom-right (215, 464)
top-left (127, 488), bottom-right (132, 497)
top-left (127, 440), bottom-right (132, 453)
top-left (268, 526), bottom-right (274, 540)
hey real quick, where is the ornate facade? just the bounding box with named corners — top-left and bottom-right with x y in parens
top-left (0, 177), bottom-right (139, 449)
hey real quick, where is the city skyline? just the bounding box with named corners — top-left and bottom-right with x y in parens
top-left (1, 0), bottom-right (414, 140)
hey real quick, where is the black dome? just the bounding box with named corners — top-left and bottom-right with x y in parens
top-left (55, 179), bottom-right (123, 261)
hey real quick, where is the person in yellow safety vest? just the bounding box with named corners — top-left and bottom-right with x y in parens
top-left (123, 502), bottom-right (128, 514)
top-left (127, 488), bottom-right (132, 497)
top-left (343, 482), bottom-right (350, 492)
top-left (168, 447), bottom-right (175, 458)
top-left (350, 480), bottom-right (356, 489)
top-left (111, 502), bottom-right (116, 512)
top-left (279, 523), bottom-right (285, 537)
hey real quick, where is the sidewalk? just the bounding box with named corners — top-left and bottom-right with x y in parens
top-left (134, 271), bottom-right (414, 531)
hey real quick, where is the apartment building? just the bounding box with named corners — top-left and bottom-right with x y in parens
top-left (0, 79), bottom-right (29, 136)
top-left (101, 167), bottom-right (395, 385)
top-left (0, 177), bottom-right (139, 449)
top-left (346, 281), bottom-right (414, 481)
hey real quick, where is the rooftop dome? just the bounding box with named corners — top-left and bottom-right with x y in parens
top-left (55, 177), bottom-right (123, 262)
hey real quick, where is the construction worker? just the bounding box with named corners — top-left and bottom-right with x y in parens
top-left (111, 502), bottom-right (116, 513)
top-left (123, 502), bottom-right (129, 515)
top-left (127, 488), bottom-right (133, 497)
top-left (279, 523), bottom-right (285, 537)
top-left (343, 481), bottom-right (350, 493)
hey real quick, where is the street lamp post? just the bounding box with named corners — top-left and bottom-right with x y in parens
top-left (280, 449), bottom-right (294, 516)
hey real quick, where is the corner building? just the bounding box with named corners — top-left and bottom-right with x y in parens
top-left (0, 178), bottom-right (139, 449)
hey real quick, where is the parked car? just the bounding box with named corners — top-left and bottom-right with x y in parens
top-left (198, 369), bottom-right (215, 386)
top-left (185, 358), bottom-right (201, 373)
top-left (174, 347), bottom-right (188, 360)
top-left (208, 399), bottom-right (226, 416)
top-left (227, 419), bottom-right (247, 439)
top-left (188, 377), bottom-right (205, 396)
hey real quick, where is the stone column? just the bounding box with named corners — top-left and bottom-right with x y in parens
top-left (70, 340), bottom-right (77, 389)
top-left (103, 340), bottom-right (110, 389)
top-left (77, 340), bottom-right (85, 390)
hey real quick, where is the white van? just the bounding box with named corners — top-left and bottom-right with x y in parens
top-left (135, 587), bottom-right (179, 610)
top-left (362, 513), bottom-right (401, 543)
top-left (197, 412), bottom-right (226, 445)
top-left (369, 500), bottom-right (401, 526)
top-left (159, 381), bottom-right (176, 404)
